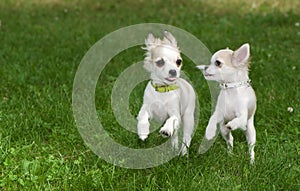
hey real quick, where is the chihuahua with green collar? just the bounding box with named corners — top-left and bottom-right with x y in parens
top-left (137, 31), bottom-right (196, 156)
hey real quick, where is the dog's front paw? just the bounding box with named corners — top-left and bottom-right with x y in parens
top-left (138, 122), bottom-right (150, 141)
top-left (226, 120), bottom-right (239, 131)
top-left (225, 120), bottom-right (246, 131)
top-left (205, 127), bottom-right (216, 140)
top-left (139, 134), bottom-right (148, 141)
top-left (160, 127), bottom-right (174, 138)
top-left (225, 123), bottom-right (233, 130)
top-left (160, 117), bottom-right (178, 138)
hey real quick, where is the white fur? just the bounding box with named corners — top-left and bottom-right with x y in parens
top-left (137, 31), bottom-right (196, 155)
top-left (197, 43), bottom-right (257, 164)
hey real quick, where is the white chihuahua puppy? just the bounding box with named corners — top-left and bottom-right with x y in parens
top-left (137, 31), bottom-right (196, 155)
top-left (197, 43), bottom-right (256, 164)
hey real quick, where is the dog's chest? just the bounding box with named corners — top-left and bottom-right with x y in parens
top-left (218, 90), bottom-right (240, 120)
top-left (150, 101), bottom-right (168, 121)
top-left (143, 86), bottom-right (181, 120)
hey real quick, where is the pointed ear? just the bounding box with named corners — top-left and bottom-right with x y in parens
top-left (145, 33), bottom-right (156, 48)
top-left (233, 43), bottom-right (250, 66)
top-left (163, 31), bottom-right (178, 47)
top-left (196, 65), bottom-right (207, 71)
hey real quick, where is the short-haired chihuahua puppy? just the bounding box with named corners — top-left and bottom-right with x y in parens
top-left (197, 43), bottom-right (256, 164)
top-left (137, 31), bottom-right (196, 155)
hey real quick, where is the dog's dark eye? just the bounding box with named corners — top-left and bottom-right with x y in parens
top-left (176, 59), bottom-right (182, 66)
top-left (215, 60), bottom-right (222, 67)
top-left (155, 59), bottom-right (165, 67)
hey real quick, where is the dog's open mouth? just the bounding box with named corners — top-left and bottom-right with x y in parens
top-left (204, 72), bottom-right (213, 77)
top-left (165, 77), bottom-right (177, 82)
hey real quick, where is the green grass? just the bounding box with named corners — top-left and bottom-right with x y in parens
top-left (1, 0), bottom-right (299, 190)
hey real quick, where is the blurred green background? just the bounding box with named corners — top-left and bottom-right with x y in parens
top-left (0, 0), bottom-right (299, 190)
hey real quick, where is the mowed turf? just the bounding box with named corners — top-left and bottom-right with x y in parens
top-left (0, 0), bottom-right (299, 190)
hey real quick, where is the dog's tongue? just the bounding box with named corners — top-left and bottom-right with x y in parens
top-left (166, 77), bottom-right (176, 82)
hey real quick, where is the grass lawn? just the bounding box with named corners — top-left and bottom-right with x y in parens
top-left (0, 0), bottom-right (299, 190)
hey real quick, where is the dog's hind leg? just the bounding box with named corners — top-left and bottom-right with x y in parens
top-left (245, 115), bottom-right (256, 164)
top-left (171, 130), bottom-right (179, 151)
top-left (180, 111), bottom-right (194, 156)
top-left (220, 122), bottom-right (234, 153)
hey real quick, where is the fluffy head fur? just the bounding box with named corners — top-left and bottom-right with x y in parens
top-left (197, 43), bottom-right (251, 83)
top-left (143, 31), bottom-right (183, 85)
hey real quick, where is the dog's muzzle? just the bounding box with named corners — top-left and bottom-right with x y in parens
top-left (169, 69), bottom-right (177, 77)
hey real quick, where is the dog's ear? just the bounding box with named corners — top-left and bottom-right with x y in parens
top-left (232, 43), bottom-right (250, 66)
top-left (163, 31), bottom-right (178, 48)
top-left (145, 33), bottom-right (156, 48)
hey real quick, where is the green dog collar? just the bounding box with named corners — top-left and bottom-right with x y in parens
top-left (151, 81), bottom-right (179, 92)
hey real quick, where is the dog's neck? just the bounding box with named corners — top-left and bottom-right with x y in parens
top-left (151, 80), bottom-right (179, 92)
top-left (220, 69), bottom-right (251, 90)
top-left (220, 80), bottom-right (251, 89)
top-left (150, 74), bottom-right (178, 92)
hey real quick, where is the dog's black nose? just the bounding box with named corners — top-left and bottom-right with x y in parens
top-left (204, 66), bottom-right (208, 70)
top-left (169, 69), bottom-right (177, 77)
